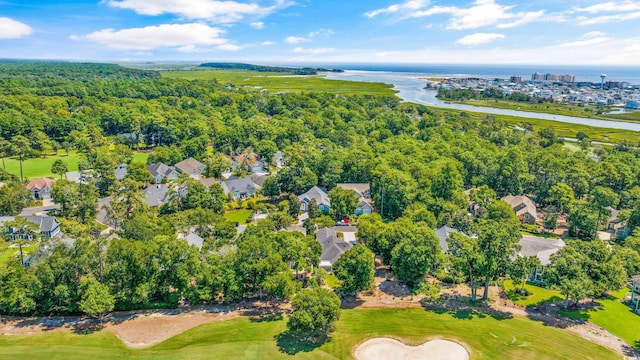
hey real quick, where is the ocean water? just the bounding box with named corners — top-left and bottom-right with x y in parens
top-left (307, 63), bottom-right (640, 84)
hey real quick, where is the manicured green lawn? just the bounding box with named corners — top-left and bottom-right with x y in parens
top-left (560, 288), bottom-right (640, 347)
top-left (3, 151), bottom-right (81, 180)
top-left (0, 308), bottom-right (618, 359)
top-left (503, 280), bottom-right (563, 307)
top-left (0, 242), bottom-right (40, 266)
top-left (2, 151), bottom-right (150, 180)
top-left (162, 70), bottom-right (396, 96)
top-left (224, 209), bottom-right (253, 224)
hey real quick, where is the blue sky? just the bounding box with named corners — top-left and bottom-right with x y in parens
top-left (1, 0), bottom-right (639, 65)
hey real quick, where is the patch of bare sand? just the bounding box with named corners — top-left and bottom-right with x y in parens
top-left (105, 310), bottom-right (239, 348)
top-left (355, 338), bottom-right (469, 360)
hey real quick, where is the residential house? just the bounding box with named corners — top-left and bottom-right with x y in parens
top-left (518, 235), bottom-right (566, 283)
top-left (630, 275), bottom-right (640, 314)
top-left (178, 231), bottom-right (204, 250)
top-left (0, 215), bottom-right (61, 240)
top-left (199, 177), bottom-right (219, 188)
top-left (147, 162), bottom-right (179, 184)
top-left (315, 226), bottom-right (358, 271)
top-left (24, 178), bottom-right (56, 200)
top-left (142, 184), bottom-right (170, 207)
top-left (435, 225), bottom-right (460, 253)
top-left (115, 163), bottom-right (128, 181)
top-left (250, 173), bottom-right (268, 188)
top-left (221, 176), bottom-right (261, 200)
top-left (175, 158), bottom-right (206, 179)
top-left (606, 208), bottom-right (630, 239)
top-left (272, 151), bottom-right (285, 169)
top-left (65, 170), bottom-right (93, 184)
top-left (502, 195), bottom-right (538, 224)
top-left (298, 186), bottom-right (331, 212)
top-left (337, 183), bottom-right (374, 215)
top-left (233, 153), bottom-right (265, 174)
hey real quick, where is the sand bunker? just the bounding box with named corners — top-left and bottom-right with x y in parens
top-left (355, 338), bottom-right (469, 360)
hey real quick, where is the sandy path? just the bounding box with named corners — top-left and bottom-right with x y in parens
top-left (105, 310), bottom-right (239, 348)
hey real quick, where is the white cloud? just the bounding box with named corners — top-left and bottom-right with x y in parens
top-left (285, 29), bottom-right (333, 44)
top-left (455, 32), bottom-right (504, 46)
top-left (365, 0), bottom-right (430, 18)
top-left (261, 40), bottom-right (275, 45)
top-left (250, 21), bottom-right (264, 29)
top-left (302, 35), bottom-right (640, 66)
top-left (577, 11), bottom-right (640, 24)
top-left (0, 17), bottom-right (33, 39)
top-left (285, 36), bottom-right (309, 44)
top-left (217, 43), bottom-right (242, 51)
top-left (366, 0), bottom-right (551, 30)
top-left (73, 23), bottom-right (229, 50)
top-left (556, 36), bottom-right (610, 48)
top-left (584, 31), bottom-right (606, 38)
top-left (573, 1), bottom-right (640, 13)
top-left (106, 0), bottom-right (290, 22)
top-left (292, 47), bottom-right (334, 54)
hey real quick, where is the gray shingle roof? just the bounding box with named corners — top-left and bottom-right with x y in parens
top-left (221, 177), bottom-right (257, 194)
top-left (184, 232), bottom-right (204, 250)
top-left (298, 186), bottom-right (330, 207)
top-left (435, 225), bottom-right (460, 253)
top-left (147, 162), bottom-right (177, 177)
top-left (518, 235), bottom-right (565, 266)
top-left (115, 164), bottom-right (128, 181)
top-left (143, 184), bottom-right (170, 207)
top-left (315, 226), bottom-right (356, 266)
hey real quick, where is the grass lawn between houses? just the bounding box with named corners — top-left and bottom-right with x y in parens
top-left (223, 209), bottom-right (253, 224)
top-left (0, 242), bottom-right (40, 267)
top-left (503, 280), bottom-right (563, 307)
top-left (0, 308), bottom-right (618, 359)
top-left (560, 288), bottom-right (640, 347)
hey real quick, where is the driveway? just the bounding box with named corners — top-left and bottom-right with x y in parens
top-left (20, 204), bottom-right (61, 216)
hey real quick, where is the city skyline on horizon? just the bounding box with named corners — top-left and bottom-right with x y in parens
top-left (1, 0), bottom-right (640, 65)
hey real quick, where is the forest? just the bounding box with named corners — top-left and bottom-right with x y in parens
top-left (1, 61), bottom-right (640, 320)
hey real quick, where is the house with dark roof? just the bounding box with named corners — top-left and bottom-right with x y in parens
top-left (298, 186), bottom-right (330, 212)
top-left (175, 158), bottom-right (205, 179)
top-left (24, 178), bottom-right (56, 200)
top-left (518, 235), bottom-right (566, 282)
top-left (315, 226), bottom-right (357, 271)
top-left (147, 162), bottom-right (179, 184)
top-left (221, 176), bottom-right (260, 200)
top-left (630, 275), bottom-right (640, 314)
top-left (142, 184), bottom-right (170, 207)
top-left (0, 215), bottom-right (61, 240)
top-left (337, 183), bottom-right (373, 215)
top-left (502, 195), bottom-right (538, 224)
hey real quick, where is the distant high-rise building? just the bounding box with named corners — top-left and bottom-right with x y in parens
top-left (531, 72), bottom-right (575, 83)
top-left (531, 73), bottom-right (544, 81)
top-left (600, 74), bottom-right (607, 90)
top-left (605, 81), bottom-right (620, 89)
top-left (558, 74), bottom-right (575, 83)
top-left (510, 76), bottom-right (522, 83)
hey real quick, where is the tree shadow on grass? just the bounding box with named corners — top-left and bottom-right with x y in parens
top-left (422, 301), bottom-right (513, 321)
top-left (275, 330), bottom-right (327, 355)
top-left (249, 312), bottom-right (283, 323)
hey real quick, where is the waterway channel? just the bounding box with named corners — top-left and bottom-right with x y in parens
top-left (323, 71), bottom-right (640, 132)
